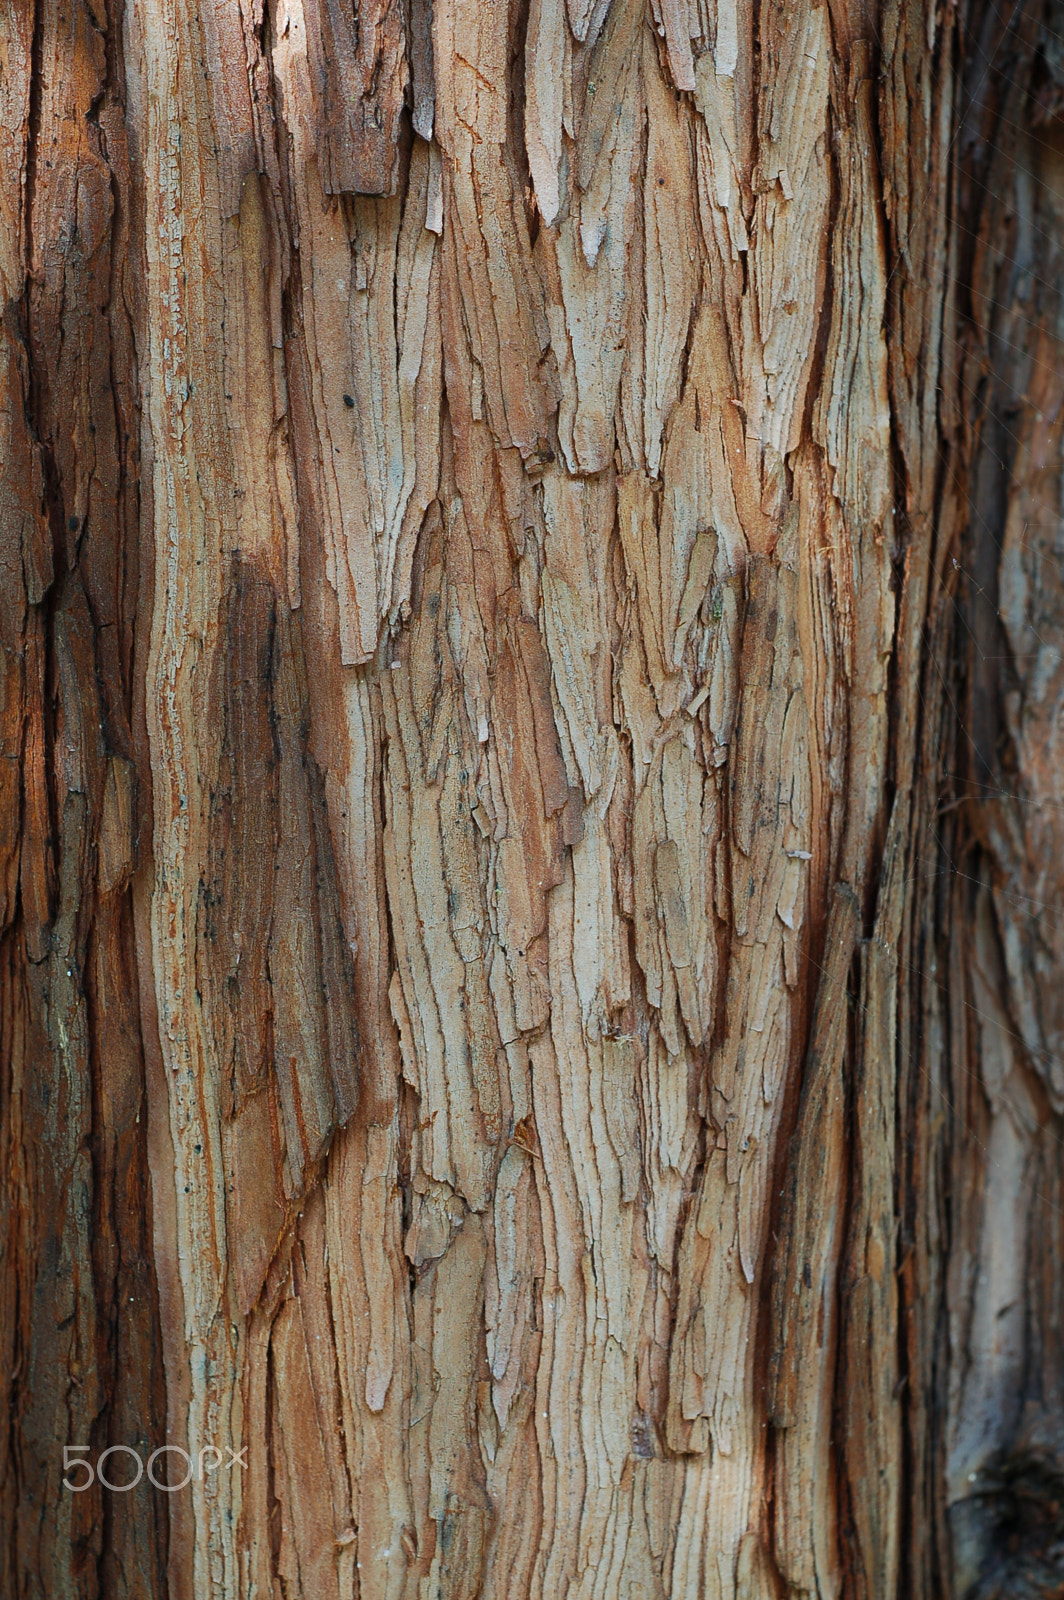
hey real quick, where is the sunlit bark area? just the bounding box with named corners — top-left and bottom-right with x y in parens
top-left (2, 0), bottom-right (1063, 1596)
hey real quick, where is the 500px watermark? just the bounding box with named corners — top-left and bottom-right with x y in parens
top-left (62, 1444), bottom-right (247, 1492)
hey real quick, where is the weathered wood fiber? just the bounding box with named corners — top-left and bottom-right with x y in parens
top-left (2, 0), bottom-right (1064, 1596)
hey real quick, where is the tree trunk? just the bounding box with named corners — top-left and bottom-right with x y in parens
top-left (2, 0), bottom-right (1062, 1594)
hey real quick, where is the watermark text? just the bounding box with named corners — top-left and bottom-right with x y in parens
top-left (62, 1444), bottom-right (247, 1492)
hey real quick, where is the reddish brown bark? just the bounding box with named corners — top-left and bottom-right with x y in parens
top-left (2, 0), bottom-right (1064, 1597)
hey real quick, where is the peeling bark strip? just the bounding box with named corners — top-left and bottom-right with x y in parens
top-left (303, 0), bottom-right (407, 195)
top-left (769, 882), bottom-right (859, 1599)
top-left (4, 0), bottom-right (1064, 1596)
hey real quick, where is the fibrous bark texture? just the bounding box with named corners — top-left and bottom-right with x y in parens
top-left (2, 0), bottom-right (1064, 1596)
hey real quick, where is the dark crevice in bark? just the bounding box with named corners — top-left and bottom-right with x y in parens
top-left (4, 1), bottom-right (169, 1592)
top-left (930, 5), bottom-right (1064, 1595)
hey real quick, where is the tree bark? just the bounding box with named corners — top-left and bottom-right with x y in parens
top-left (2, 0), bottom-right (1063, 1596)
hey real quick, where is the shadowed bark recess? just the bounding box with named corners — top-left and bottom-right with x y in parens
top-left (2, 0), bottom-right (1064, 1596)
